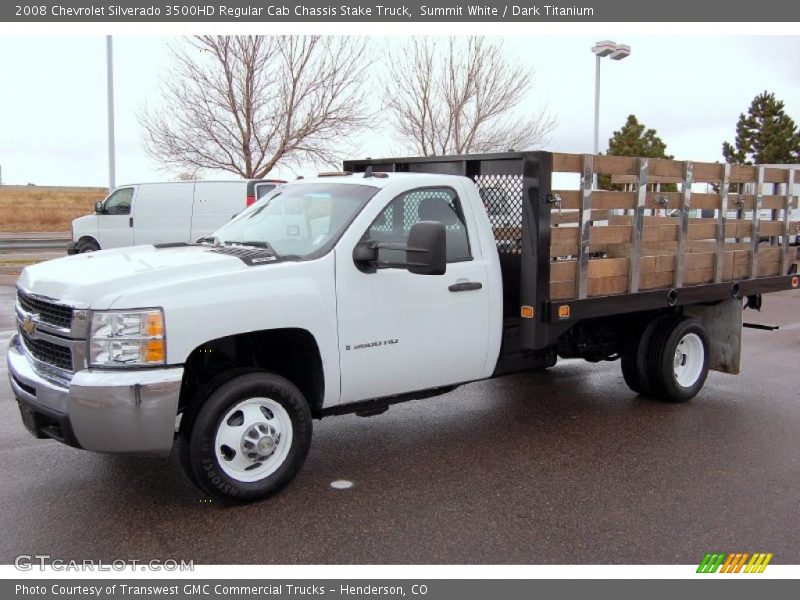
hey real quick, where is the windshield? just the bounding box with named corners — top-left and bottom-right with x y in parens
top-left (212, 183), bottom-right (378, 258)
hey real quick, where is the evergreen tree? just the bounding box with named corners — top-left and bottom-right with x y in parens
top-left (722, 92), bottom-right (800, 165)
top-left (601, 115), bottom-right (674, 190)
top-left (607, 114), bottom-right (674, 160)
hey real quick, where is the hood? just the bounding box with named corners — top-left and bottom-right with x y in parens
top-left (71, 213), bottom-right (98, 235)
top-left (18, 244), bottom-right (261, 308)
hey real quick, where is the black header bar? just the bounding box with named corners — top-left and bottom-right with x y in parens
top-left (4, 0), bottom-right (800, 22)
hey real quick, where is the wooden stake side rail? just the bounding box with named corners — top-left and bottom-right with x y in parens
top-left (552, 153), bottom-right (800, 185)
top-left (545, 153), bottom-right (798, 302)
top-left (550, 190), bottom-right (790, 211)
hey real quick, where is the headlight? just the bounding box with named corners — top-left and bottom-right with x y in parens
top-left (89, 309), bottom-right (166, 367)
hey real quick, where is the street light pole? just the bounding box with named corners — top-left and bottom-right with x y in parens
top-left (591, 40), bottom-right (631, 187)
top-left (593, 53), bottom-right (601, 157)
top-left (106, 35), bottom-right (116, 191)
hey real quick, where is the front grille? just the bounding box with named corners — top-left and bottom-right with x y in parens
top-left (21, 331), bottom-right (73, 371)
top-left (17, 289), bottom-right (73, 330)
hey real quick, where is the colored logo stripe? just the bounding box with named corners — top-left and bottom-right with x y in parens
top-left (722, 553), bottom-right (748, 573)
top-left (697, 553), bottom-right (726, 573)
top-left (744, 553), bottom-right (773, 573)
top-left (697, 552), bottom-right (773, 573)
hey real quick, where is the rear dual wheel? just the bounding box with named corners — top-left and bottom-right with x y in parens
top-left (621, 316), bottom-right (709, 403)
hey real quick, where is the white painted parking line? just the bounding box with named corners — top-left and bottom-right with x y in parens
top-left (330, 480), bottom-right (355, 490)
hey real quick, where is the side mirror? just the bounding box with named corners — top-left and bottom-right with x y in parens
top-left (352, 221), bottom-right (446, 275)
top-left (95, 201), bottom-right (104, 214)
top-left (352, 243), bottom-right (378, 264)
top-left (406, 221), bottom-right (446, 275)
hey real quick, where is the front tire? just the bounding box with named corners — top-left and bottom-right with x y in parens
top-left (76, 238), bottom-right (100, 253)
top-left (184, 372), bottom-right (312, 504)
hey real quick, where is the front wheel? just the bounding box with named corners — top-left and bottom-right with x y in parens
top-left (183, 372), bottom-right (312, 504)
top-left (76, 238), bottom-right (100, 253)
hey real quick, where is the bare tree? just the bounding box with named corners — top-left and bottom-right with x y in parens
top-left (385, 37), bottom-right (556, 155)
top-left (141, 36), bottom-right (373, 178)
top-left (174, 170), bottom-right (202, 181)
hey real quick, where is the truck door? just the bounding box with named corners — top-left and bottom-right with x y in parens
top-left (335, 184), bottom-right (492, 403)
top-left (96, 186), bottom-right (135, 249)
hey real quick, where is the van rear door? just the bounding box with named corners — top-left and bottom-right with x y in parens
top-left (190, 181), bottom-right (248, 241)
top-left (132, 183), bottom-right (193, 246)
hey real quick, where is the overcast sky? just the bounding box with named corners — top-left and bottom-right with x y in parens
top-left (1, 35), bottom-right (799, 187)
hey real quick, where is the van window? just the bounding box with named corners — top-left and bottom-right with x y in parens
top-left (103, 188), bottom-right (133, 215)
top-left (255, 183), bottom-right (277, 200)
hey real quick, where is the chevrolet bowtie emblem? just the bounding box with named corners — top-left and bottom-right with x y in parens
top-left (21, 316), bottom-right (36, 335)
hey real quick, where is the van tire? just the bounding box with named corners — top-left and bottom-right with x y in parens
top-left (77, 239), bottom-right (100, 253)
top-left (183, 371), bottom-right (312, 505)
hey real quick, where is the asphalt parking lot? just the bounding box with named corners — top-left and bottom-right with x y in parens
top-left (1, 282), bottom-right (799, 565)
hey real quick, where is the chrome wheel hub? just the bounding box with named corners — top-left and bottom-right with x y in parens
top-left (214, 397), bottom-right (293, 483)
top-left (242, 422), bottom-right (280, 460)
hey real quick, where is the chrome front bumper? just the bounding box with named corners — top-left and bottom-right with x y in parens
top-left (7, 335), bottom-right (183, 456)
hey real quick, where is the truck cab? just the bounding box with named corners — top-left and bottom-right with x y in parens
top-left (9, 171), bottom-right (504, 503)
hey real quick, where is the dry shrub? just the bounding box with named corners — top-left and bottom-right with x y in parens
top-left (0, 186), bottom-right (107, 233)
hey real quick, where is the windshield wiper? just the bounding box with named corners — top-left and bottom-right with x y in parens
top-left (197, 236), bottom-right (221, 246)
top-left (224, 240), bottom-right (279, 255)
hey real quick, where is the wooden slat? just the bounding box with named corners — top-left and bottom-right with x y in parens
top-left (555, 190), bottom-right (634, 210)
top-left (552, 152), bottom-right (800, 184)
top-left (555, 190), bottom-right (794, 211)
top-left (604, 241), bottom-right (755, 256)
top-left (550, 209), bottom-right (612, 225)
top-left (549, 221), bottom-right (792, 255)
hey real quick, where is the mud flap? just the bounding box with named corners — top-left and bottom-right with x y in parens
top-left (685, 299), bottom-right (742, 375)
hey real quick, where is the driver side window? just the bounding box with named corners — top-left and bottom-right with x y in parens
top-left (364, 187), bottom-right (472, 266)
top-left (103, 188), bottom-right (133, 215)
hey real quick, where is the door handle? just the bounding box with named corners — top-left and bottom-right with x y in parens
top-left (448, 281), bottom-right (482, 292)
top-left (129, 217), bottom-right (134, 228)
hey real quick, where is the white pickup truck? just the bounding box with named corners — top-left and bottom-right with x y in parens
top-left (7, 152), bottom-right (799, 504)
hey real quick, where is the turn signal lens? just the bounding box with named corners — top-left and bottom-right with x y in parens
top-left (558, 305), bottom-right (571, 319)
top-left (145, 312), bottom-right (165, 337)
top-left (143, 340), bottom-right (166, 363)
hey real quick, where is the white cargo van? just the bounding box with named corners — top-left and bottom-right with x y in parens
top-left (68, 179), bottom-right (283, 253)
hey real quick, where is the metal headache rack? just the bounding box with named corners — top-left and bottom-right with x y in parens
top-left (344, 152), bottom-right (800, 350)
